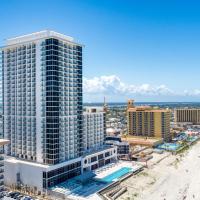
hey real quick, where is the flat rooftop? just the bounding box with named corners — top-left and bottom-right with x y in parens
top-left (83, 145), bottom-right (115, 157)
top-left (4, 156), bottom-right (81, 171)
top-left (4, 30), bottom-right (82, 46)
top-left (175, 108), bottom-right (200, 110)
top-left (127, 106), bottom-right (170, 112)
top-left (4, 156), bottom-right (49, 169)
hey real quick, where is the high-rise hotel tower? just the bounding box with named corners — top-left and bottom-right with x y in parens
top-left (1, 31), bottom-right (117, 191)
top-left (2, 31), bottom-right (83, 164)
top-left (127, 100), bottom-right (171, 142)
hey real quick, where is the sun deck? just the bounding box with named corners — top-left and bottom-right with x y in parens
top-left (50, 161), bottom-right (143, 200)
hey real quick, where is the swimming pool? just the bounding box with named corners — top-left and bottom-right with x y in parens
top-left (157, 143), bottom-right (180, 151)
top-left (100, 167), bottom-right (133, 183)
top-left (187, 136), bottom-right (199, 143)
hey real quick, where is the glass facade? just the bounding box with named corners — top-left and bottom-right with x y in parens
top-left (41, 38), bottom-right (83, 164)
top-left (43, 161), bottom-right (81, 188)
top-left (3, 36), bottom-right (84, 164)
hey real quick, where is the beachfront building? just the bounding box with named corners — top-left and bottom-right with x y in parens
top-left (82, 108), bottom-right (117, 172)
top-left (105, 136), bottom-right (130, 156)
top-left (127, 100), bottom-right (171, 142)
top-left (2, 30), bottom-right (83, 164)
top-left (175, 108), bottom-right (200, 126)
top-left (1, 30), bottom-right (117, 192)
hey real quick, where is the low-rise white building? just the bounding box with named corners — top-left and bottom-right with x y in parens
top-left (83, 108), bottom-right (106, 152)
top-left (4, 145), bottom-right (117, 192)
top-left (82, 145), bottom-right (117, 172)
top-left (4, 156), bottom-right (82, 192)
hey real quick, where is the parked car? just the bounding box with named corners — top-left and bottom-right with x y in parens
top-left (12, 192), bottom-right (21, 199)
top-left (16, 194), bottom-right (25, 199)
top-left (21, 196), bottom-right (33, 200)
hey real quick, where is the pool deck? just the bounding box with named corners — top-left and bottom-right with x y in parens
top-left (157, 143), bottom-right (181, 151)
top-left (95, 161), bottom-right (141, 179)
top-left (50, 161), bottom-right (142, 200)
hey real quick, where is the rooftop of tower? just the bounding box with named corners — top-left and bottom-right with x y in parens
top-left (5, 30), bottom-right (82, 46)
top-left (127, 106), bottom-right (170, 113)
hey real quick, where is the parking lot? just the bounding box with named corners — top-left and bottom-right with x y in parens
top-left (3, 191), bottom-right (40, 200)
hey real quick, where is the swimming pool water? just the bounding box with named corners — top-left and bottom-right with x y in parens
top-left (187, 136), bottom-right (198, 142)
top-left (100, 167), bottom-right (133, 183)
top-left (157, 143), bottom-right (180, 151)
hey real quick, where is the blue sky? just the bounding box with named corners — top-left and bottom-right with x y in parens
top-left (1, 0), bottom-right (200, 102)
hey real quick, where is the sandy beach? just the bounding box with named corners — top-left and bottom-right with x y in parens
top-left (119, 141), bottom-right (200, 200)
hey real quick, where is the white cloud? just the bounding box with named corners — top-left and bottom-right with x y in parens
top-left (83, 75), bottom-right (174, 96)
top-left (83, 75), bottom-right (200, 102)
top-left (184, 89), bottom-right (200, 96)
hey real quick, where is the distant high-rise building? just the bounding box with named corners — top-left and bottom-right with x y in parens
top-left (127, 101), bottom-right (171, 142)
top-left (103, 96), bottom-right (108, 113)
top-left (1, 31), bottom-right (117, 191)
top-left (175, 108), bottom-right (200, 125)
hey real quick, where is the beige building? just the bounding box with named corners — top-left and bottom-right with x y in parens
top-left (127, 100), bottom-right (171, 142)
top-left (175, 108), bottom-right (200, 125)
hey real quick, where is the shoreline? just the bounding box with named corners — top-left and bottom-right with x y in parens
top-left (118, 141), bottom-right (200, 200)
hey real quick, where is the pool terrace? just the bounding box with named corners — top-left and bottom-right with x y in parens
top-left (157, 143), bottom-right (181, 151)
top-left (50, 161), bottom-right (143, 200)
top-left (156, 132), bottom-right (200, 153)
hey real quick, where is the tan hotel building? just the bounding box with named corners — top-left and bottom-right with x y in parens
top-left (175, 109), bottom-right (200, 125)
top-left (127, 100), bottom-right (171, 142)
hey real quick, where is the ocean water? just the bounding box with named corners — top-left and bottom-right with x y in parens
top-left (84, 102), bottom-right (200, 109)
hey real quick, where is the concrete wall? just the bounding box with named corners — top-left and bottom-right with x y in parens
top-left (4, 157), bottom-right (82, 191)
top-left (4, 159), bottom-right (46, 191)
